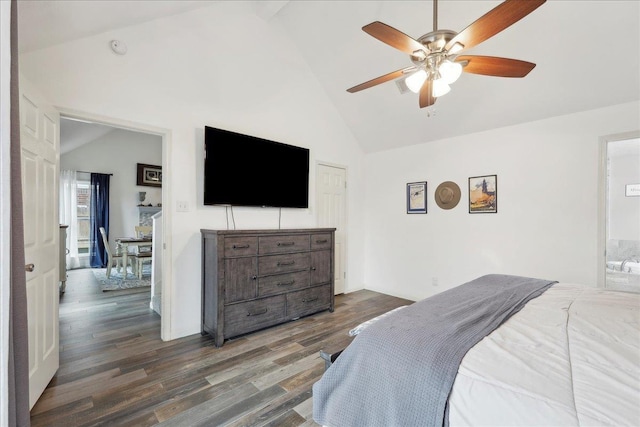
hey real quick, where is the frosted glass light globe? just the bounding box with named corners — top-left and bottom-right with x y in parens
top-left (439, 60), bottom-right (463, 84)
top-left (405, 70), bottom-right (428, 93)
top-left (432, 79), bottom-right (451, 97)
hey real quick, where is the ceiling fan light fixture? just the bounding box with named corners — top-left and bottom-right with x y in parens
top-left (439, 60), bottom-right (463, 84)
top-left (346, 0), bottom-right (546, 109)
top-left (405, 69), bottom-right (428, 93)
top-left (432, 78), bottom-right (451, 97)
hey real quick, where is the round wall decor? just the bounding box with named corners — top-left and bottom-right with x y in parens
top-left (434, 181), bottom-right (461, 210)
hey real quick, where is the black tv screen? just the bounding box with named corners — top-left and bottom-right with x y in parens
top-left (204, 126), bottom-right (310, 208)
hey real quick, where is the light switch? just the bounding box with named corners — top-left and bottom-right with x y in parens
top-left (176, 201), bottom-right (189, 212)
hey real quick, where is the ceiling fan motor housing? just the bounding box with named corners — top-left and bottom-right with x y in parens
top-left (410, 29), bottom-right (457, 65)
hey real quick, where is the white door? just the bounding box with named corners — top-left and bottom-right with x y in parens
top-left (20, 75), bottom-right (60, 408)
top-left (316, 164), bottom-right (347, 294)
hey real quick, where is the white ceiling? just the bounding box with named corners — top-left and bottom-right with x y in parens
top-left (59, 118), bottom-right (116, 154)
top-left (17, 0), bottom-right (213, 53)
top-left (18, 1), bottom-right (640, 153)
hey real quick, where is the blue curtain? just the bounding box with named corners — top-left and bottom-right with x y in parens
top-left (89, 173), bottom-right (110, 268)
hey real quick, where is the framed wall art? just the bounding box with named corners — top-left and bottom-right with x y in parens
top-left (407, 181), bottom-right (427, 214)
top-left (469, 175), bottom-right (497, 213)
top-left (137, 163), bottom-right (162, 188)
top-left (625, 183), bottom-right (640, 197)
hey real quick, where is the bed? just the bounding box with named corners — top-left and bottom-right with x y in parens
top-left (312, 274), bottom-right (640, 426)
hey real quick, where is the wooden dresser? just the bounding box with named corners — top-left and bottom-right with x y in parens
top-left (201, 228), bottom-right (336, 347)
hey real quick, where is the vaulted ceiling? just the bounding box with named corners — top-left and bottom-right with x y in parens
top-left (18, 1), bottom-right (640, 153)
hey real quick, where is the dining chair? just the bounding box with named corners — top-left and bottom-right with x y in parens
top-left (134, 225), bottom-right (153, 238)
top-left (99, 226), bottom-right (129, 279)
top-left (134, 225), bottom-right (153, 255)
top-left (132, 252), bottom-right (153, 280)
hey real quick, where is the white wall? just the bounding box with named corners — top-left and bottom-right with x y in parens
top-left (364, 102), bottom-right (640, 301)
top-left (20, 2), bottom-right (366, 339)
top-left (61, 128), bottom-right (162, 254)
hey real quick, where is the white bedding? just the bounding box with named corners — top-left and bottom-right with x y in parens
top-left (449, 283), bottom-right (640, 426)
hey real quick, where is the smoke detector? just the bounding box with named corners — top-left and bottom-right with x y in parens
top-left (110, 40), bottom-right (127, 55)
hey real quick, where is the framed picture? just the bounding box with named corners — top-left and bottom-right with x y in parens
top-left (625, 183), bottom-right (640, 197)
top-left (407, 181), bottom-right (427, 214)
top-left (469, 175), bottom-right (497, 213)
top-left (137, 163), bottom-right (162, 188)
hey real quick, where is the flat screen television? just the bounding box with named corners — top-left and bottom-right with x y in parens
top-left (204, 126), bottom-right (310, 208)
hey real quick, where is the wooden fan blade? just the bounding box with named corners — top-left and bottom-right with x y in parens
top-left (347, 67), bottom-right (416, 93)
top-left (457, 55), bottom-right (536, 77)
top-left (363, 21), bottom-right (426, 56)
top-left (419, 80), bottom-right (436, 108)
top-left (445, 0), bottom-right (546, 54)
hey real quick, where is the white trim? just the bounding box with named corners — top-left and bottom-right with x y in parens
top-left (0, 1), bottom-right (11, 422)
top-left (316, 160), bottom-right (347, 172)
top-left (55, 107), bottom-right (174, 341)
top-left (597, 130), bottom-right (640, 289)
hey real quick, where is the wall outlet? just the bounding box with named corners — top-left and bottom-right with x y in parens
top-left (432, 277), bottom-right (438, 287)
top-left (176, 201), bottom-right (189, 212)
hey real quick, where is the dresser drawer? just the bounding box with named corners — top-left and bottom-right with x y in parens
top-left (259, 252), bottom-right (310, 276)
top-left (259, 234), bottom-right (310, 255)
top-left (225, 236), bottom-right (258, 257)
top-left (287, 284), bottom-right (331, 320)
top-left (311, 233), bottom-right (332, 250)
top-left (224, 295), bottom-right (286, 338)
top-left (258, 270), bottom-right (310, 297)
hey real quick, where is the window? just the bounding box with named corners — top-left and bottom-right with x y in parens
top-left (76, 175), bottom-right (91, 256)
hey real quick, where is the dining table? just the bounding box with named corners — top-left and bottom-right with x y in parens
top-left (115, 236), bottom-right (152, 279)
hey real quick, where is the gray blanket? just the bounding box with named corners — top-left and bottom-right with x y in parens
top-left (312, 274), bottom-right (556, 427)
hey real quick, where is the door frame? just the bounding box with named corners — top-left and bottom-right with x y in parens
top-left (316, 161), bottom-right (347, 293)
top-left (0, 1), bottom-right (11, 420)
top-left (57, 107), bottom-right (173, 340)
top-left (597, 130), bottom-right (640, 288)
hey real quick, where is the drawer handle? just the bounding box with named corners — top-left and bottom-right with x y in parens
top-left (277, 242), bottom-right (295, 247)
top-left (247, 308), bottom-right (268, 317)
top-left (232, 244), bottom-right (250, 249)
top-left (311, 267), bottom-right (317, 271)
top-left (303, 296), bottom-right (318, 303)
top-left (252, 275), bottom-right (257, 281)
top-left (315, 239), bottom-right (328, 244)
top-left (277, 280), bottom-right (295, 286)
top-left (277, 260), bottom-right (295, 266)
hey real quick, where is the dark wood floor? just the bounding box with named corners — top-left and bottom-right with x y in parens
top-left (30, 269), bottom-right (410, 426)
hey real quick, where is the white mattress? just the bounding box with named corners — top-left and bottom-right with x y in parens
top-left (449, 283), bottom-right (640, 426)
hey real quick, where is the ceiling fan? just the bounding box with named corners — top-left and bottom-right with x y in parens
top-left (347, 0), bottom-right (546, 108)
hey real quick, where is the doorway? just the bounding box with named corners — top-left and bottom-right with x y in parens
top-left (60, 118), bottom-right (161, 269)
top-left (601, 133), bottom-right (640, 292)
top-left (58, 109), bottom-right (172, 339)
top-left (316, 163), bottom-right (347, 294)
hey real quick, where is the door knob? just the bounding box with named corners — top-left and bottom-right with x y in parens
top-left (25, 263), bottom-right (35, 272)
